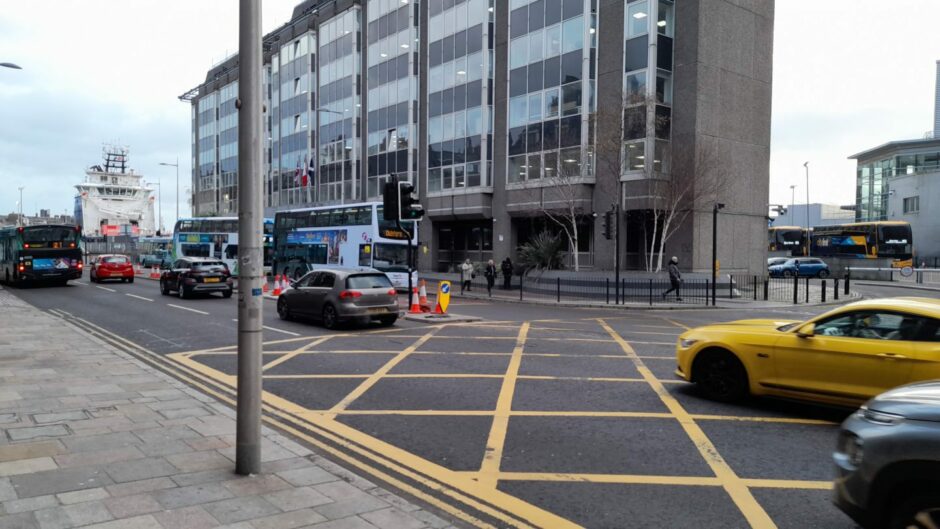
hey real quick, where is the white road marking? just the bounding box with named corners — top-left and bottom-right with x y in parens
top-left (72, 281), bottom-right (87, 286)
top-left (95, 286), bottom-right (116, 292)
top-left (126, 294), bottom-right (154, 302)
top-left (263, 325), bottom-right (301, 336)
top-left (167, 304), bottom-right (209, 315)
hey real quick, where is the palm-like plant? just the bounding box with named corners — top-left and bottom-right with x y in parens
top-left (517, 231), bottom-right (566, 272)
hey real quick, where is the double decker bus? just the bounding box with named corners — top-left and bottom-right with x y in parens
top-left (768, 226), bottom-right (808, 256)
top-left (273, 202), bottom-right (417, 289)
top-left (171, 217), bottom-right (274, 274)
top-left (810, 221), bottom-right (913, 267)
top-left (0, 225), bottom-right (84, 285)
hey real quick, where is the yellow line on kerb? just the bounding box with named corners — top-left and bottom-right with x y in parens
top-left (479, 322), bottom-right (530, 489)
top-left (598, 320), bottom-right (777, 529)
top-left (325, 328), bottom-right (440, 418)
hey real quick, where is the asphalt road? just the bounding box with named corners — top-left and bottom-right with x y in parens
top-left (8, 276), bottom-right (937, 528)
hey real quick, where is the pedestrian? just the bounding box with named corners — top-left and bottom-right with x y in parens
top-left (662, 256), bottom-right (683, 301)
top-left (501, 258), bottom-right (514, 289)
top-left (460, 258), bottom-right (475, 294)
top-left (484, 259), bottom-right (497, 296)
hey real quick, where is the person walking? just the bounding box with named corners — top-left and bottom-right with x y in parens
top-left (662, 256), bottom-right (683, 301)
top-left (460, 258), bottom-right (475, 294)
top-left (500, 258), bottom-right (514, 289)
top-left (484, 259), bottom-right (497, 296)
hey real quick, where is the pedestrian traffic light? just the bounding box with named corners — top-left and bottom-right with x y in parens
top-left (398, 181), bottom-right (424, 221)
top-left (602, 210), bottom-right (613, 240)
top-left (382, 175), bottom-right (400, 221)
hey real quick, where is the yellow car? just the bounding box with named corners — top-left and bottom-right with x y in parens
top-left (675, 298), bottom-right (940, 406)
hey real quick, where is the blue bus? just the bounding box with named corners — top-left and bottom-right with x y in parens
top-left (0, 224), bottom-right (84, 285)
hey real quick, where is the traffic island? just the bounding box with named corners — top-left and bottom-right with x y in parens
top-left (403, 312), bottom-right (482, 324)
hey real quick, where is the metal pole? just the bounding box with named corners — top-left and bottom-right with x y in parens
top-left (804, 162), bottom-right (811, 256)
top-left (397, 220), bottom-right (414, 309)
top-left (157, 176), bottom-right (163, 233)
top-left (18, 186), bottom-right (24, 226)
top-left (235, 0), bottom-right (263, 476)
top-left (614, 203), bottom-right (621, 305)
top-left (711, 205), bottom-right (718, 306)
top-left (175, 157), bottom-right (179, 223)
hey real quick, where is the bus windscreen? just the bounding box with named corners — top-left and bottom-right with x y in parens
top-left (22, 226), bottom-right (79, 248)
top-left (878, 225), bottom-right (912, 257)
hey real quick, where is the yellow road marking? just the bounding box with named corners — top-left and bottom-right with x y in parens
top-left (479, 322), bottom-right (530, 489)
top-left (261, 336), bottom-right (333, 372)
top-left (599, 320), bottom-right (777, 529)
top-left (326, 329), bottom-right (440, 417)
top-left (693, 414), bottom-right (837, 426)
top-left (660, 317), bottom-right (692, 331)
top-left (744, 479), bottom-right (833, 490)
top-left (495, 472), bottom-right (720, 486)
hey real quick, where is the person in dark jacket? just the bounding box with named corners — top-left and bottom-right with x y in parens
top-left (662, 256), bottom-right (683, 301)
top-left (484, 259), bottom-right (497, 296)
top-left (500, 258), bottom-right (514, 289)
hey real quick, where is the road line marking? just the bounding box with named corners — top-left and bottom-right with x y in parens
top-left (599, 319), bottom-right (777, 529)
top-left (496, 472), bottom-right (720, 486)
top-left (660, 318), bottom-right (692, 331)
top-left (743, 478), bottom-right (833, 490)
top-left (263, 325), bottom-right (301, 337)
top-left (262, 336), bottom-right (332, 372)
top-left (95, 285), bottom-right (116, 292)
top-left (693, 414), bottom-right (837, 426)
top-left (479, 322), bottom-right (530, 489)
top-left (167, 304), bottom-right (209, 315)
top-left (125, 294), bottom-right (154, 302)
top-left (72, 281), bottom-right (87, 286)
top-left (326, 329), bottom-right (440, 416)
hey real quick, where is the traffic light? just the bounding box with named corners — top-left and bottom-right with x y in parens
top-left (382, 175), bottom-right (400, 221)
top-left (602, 210), bottom-right (613, 240)
top-left (398, 180), bottom-right (424, 221)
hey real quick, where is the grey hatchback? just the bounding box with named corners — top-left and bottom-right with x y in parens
top-left (834, 380), bottom-right (940, 529)
top-left (277, 266), bottom-right (400, 329)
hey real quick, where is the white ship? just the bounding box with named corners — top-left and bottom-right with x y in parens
top-left (74, 146), bottom-right (157, 239)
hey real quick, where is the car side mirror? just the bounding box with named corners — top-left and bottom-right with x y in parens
top-left (796, 323), bottom-right (815, 338)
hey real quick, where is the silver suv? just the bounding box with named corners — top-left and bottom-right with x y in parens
top-left (277, 266), bottom-right (400, 329)
top-left (834, 380), bottom-right (940, 528)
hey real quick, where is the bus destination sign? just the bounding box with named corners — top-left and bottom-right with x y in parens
top-left (380, 227), bottom-right (410, 240)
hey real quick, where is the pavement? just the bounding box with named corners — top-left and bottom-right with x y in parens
top-left (0, 286), bottom-right (455, 529)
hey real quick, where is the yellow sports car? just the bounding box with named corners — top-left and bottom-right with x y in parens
top-left (675, 298), bottom-right (940, 406)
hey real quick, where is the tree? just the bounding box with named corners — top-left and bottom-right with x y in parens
top-left (529, 155), bottom-right (591, 271)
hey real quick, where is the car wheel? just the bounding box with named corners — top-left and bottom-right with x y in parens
top-left (222, 289), bottom-right (232, 299)
top-left (817, 269), bottom-right (829, 279)
top-left (160, 280), bottom-right (170, 296)
top-left (178, 281), bottom-right (188, 299)
top-left (277, 297), bottom-right (291, 321)
top-left (322, 304), bottom-right (339, 330)
top-left (128, 277), bottom-right (134, 284)
top-left (378, 315), bottom-right (397, 327)
top-left (693, 350), bottom-right (748, 403)
top-left (782, 270), bottom-right (794, 278)
top-left (887, 492), bottom-right (940, 529)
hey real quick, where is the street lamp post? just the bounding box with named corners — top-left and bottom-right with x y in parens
top-left (159, 159), bottom-right (180, 225)
top-left (18, 187), bottom-right (24, 226)
top-left (804, 161), bottom-right (811, 256)
top-left (789, 185), bottom-right (796, 223)
top-left (711, 202), bottom-right (725, 306)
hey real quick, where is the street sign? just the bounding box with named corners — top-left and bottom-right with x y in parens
top-left (437, 281), bottom-right (451, 314)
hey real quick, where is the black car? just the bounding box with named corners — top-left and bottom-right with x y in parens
top-left (160, 258), bottom-right (233, 299)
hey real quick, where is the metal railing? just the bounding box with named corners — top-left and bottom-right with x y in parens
top-left (730, 275), bottom-right (846, 305)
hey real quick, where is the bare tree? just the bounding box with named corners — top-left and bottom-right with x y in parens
top-left (529, 156), bottom-right (591, 271)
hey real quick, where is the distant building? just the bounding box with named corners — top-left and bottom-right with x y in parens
top-left (771, 203), bottom-right (855, 228)
top-left (935, 60), bottom-right (939, 137)
top-left (23, 212), bottom-right (75, 226)
top-left (883, 156), bottom-right (940, 265)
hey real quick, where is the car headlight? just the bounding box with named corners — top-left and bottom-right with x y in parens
top-left (858, 406), bottom-right (905, 426)
top-left (838, 432), bottom-right (864, 466)
top-left (679, 338), bottom-right (698, 348)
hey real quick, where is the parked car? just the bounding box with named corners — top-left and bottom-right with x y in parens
top-left (768, 257), bottom-right (830, 278)
top-left (277, 266), bottom-right (399, 329)
top-left (833, 380), bottom-right (940, 529)
top-left (767, 257), bottom-right (789, 268)
top-left (159, 257), bottom-right (233, 299)
top-left (89, 254), bottom-right (134, 283)
top-left (140, 249), bottom-right (171, 269)
top-left (674, 297), bottom-right (940, 406)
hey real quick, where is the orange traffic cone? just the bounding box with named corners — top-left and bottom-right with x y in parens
top-left (281, 276), bottom-right (290, 293)
top-left (262, 278), bottom-right (270, 294)
top-left (272, 274), bottom-right (282, 296)
top-left (409, 287), bottom-right (422, 314)
top-left (418, 280), bottom-right (431, 312)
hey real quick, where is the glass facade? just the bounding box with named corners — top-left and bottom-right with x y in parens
top-left (196, 91), bottom-right (219, 215)
top-left (855, 149), bottom-right (940, 221)
top-left (427, 0), bottom-right (494, 194)
top-left (271, 32), bottom-right (317, 208)
top-left (366, 0), bottom-right (418, 198)
top-left (506, 0), bottom-right (595, 185)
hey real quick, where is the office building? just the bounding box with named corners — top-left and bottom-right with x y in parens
top-left (771, 203), bottom-right (854, 229)
top-left (184, 0), bottom-right (774, 273)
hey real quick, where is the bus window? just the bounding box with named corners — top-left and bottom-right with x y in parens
top-left (355, 207), bottom-right (372, 226)
top-left (181, 243), bottom-right (210, 257)
top-left (224, 244), bottom-right (238, 260)
top-left (359, 244), bottom-right (373, 267)
top-left (373, 243), bottom-right (409, 273)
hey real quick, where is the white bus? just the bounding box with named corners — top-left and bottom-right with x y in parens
top-left (172, 217), bottom-right (274, 274)
top-left (272, 202), bottom-right (417, 289)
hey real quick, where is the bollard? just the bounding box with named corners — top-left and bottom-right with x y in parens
top-left (763, 279), bottom-right (769, 301)
top-left (622, 278), bottom-right (626, 305)
top-left (821, 279), bottom-right (827, 303)
top-left (606, 278), bottom-right (610, 304)
top-left (834, 278), bottom-right (839, 300)
top-left (805, 277), bottom-right (810, 303)
top-left (520, 274), bottom-right (524, 301)
top-left (706, 279), bottom-right (710, 305)
top-left (557, 277), bottom-right (561, 303)
top-left (844, 271), bottom-right (850, 295)
top-left (793, 275), bottom-right (799, 304)
top-left (753, 276), bottom-right (758, 301)
top-left (649, 279), bottom-right (653, 306)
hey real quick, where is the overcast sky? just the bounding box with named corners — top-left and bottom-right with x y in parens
top-left (1, 1), bottom-right (938, 229)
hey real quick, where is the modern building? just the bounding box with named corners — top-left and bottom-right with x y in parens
top-left (850, 137), bottom-right (940, 223)
top-left (771, 203), bottom-right (855, 228)
top-left (934, 60), bottom-right (939, 138)
top-left (184, 0), bottom-right (774, 273)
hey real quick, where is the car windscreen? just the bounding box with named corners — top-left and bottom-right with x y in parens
top-left (193, 262), bottom-right (228, 272)
top-left (102, 256), bottom-right (129, 264)
top-left (346, 273), bottom-right (393, 289)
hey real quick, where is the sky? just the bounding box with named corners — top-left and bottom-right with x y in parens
top-left (1, 0), bottom-right (938, 229)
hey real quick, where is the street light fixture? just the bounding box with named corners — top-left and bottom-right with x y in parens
top-left (150, 180), bottom-right (163, 235)
top-left (159, 159), bottom-right (180, 225)
top-left (711, 202), bottom-right (725, 306)
top-left (1, 62), bottom-right (22, 70)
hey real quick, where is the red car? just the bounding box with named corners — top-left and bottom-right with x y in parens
top-left (89, 254), bottom-right (134, 283)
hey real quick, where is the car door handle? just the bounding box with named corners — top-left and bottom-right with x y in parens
top-left (877, 353), bottom-right (907, 359)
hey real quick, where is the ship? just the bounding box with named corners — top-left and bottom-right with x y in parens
top-left (74, 146), bottom-right (157, 241)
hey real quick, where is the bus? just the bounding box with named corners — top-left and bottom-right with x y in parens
top-left (273, 202), bottom-right (417, 289)
top-left (0, 224), bottom-right (84, 285)
top-left (768, 226), bottom-right (808, 256)
top-left (136, 236), bottom-right (173, 268)
top-left (810, 221), bottom-right (913, 267)
top-left (172, 217), bottom-right (274, 274)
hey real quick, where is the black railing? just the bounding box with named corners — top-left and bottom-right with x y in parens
top-left (729, 275), bottom-right (848, 304)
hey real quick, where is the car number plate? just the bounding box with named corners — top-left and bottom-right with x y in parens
top-left (204, 278), bottom-right (220, 283)
top-left (367, 307), bottom-right (387, 314)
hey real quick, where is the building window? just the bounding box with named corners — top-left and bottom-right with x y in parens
top-left (903, 196), bottom-right (920, 214)
top-left (626, 1), bottom-right (649, 37)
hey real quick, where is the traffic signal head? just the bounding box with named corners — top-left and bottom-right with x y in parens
top-left (382, 175), bottom-right (400, 221)
top-left (398, 181), bottom-right (424, 221)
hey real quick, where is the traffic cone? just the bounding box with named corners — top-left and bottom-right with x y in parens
top-left (434, 300), bottom-right (444, 314)
top-left (409, 287), bottom-right (422, 314)
top-left (418, 280), bottom-right (431, 312)
top-left (149, 266), bottom-right (160, 279)
top-left (281, 276), bottom-right (290, 292)
top-left (262, 278), bottom-right (270, 294)
top-left (272, 274), bottom-right (282, 296)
